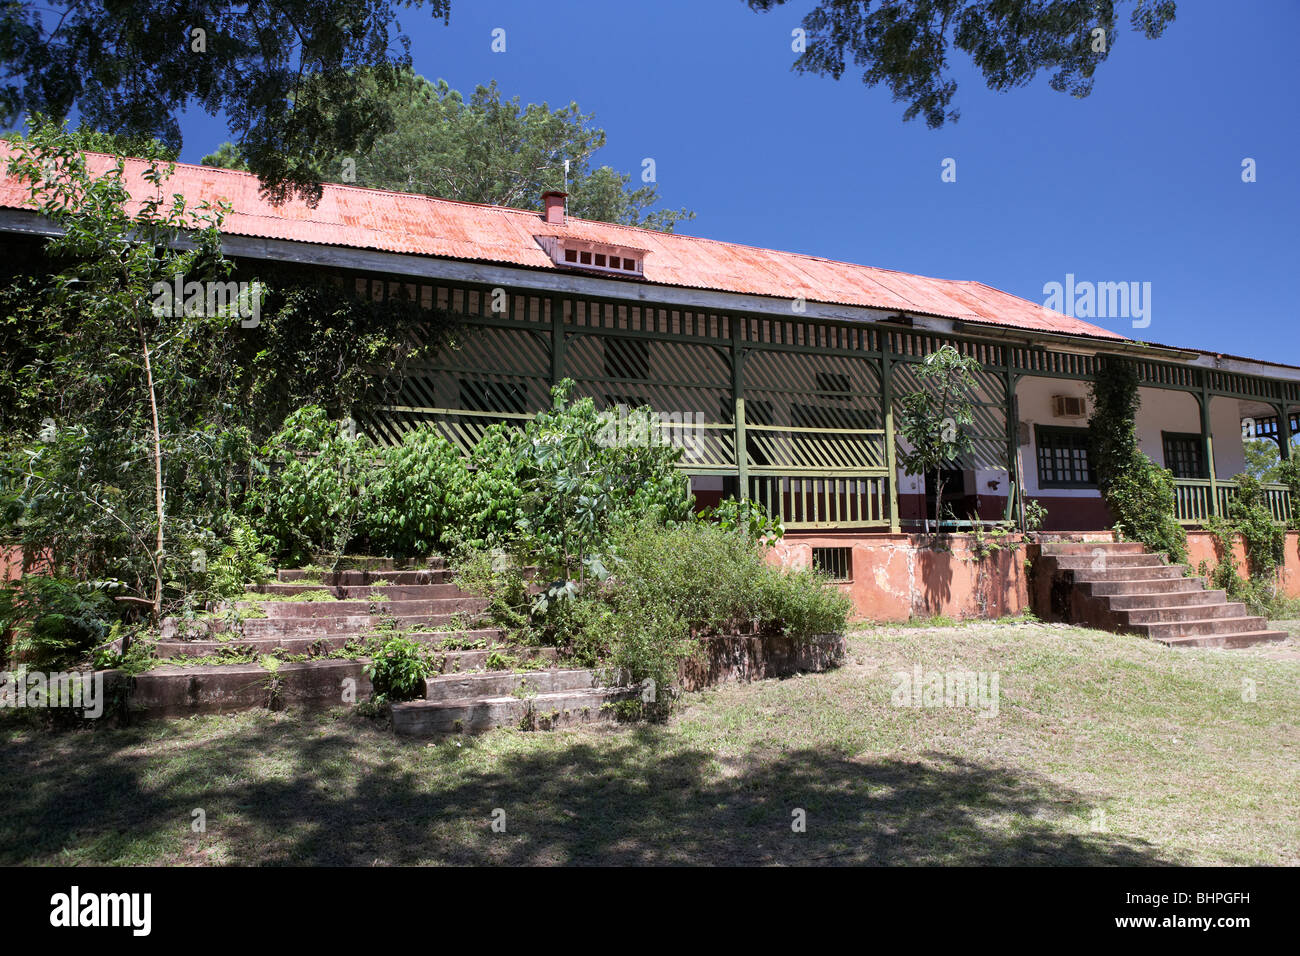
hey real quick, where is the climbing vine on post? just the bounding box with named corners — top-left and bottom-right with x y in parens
top-left (1088, 357), bottom-right (1187, 563)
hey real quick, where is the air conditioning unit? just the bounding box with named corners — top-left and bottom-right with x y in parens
top-left (1052, 395), bottom-right (1087, 419)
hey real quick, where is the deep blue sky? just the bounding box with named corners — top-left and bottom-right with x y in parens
top-left (175, 1), bottom-right (1300, 366)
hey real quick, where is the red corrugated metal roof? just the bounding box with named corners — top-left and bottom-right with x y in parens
top-left (0, 149), bottom-right (1125, 341)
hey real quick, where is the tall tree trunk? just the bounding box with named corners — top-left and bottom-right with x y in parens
top-left (138, 317), bottom-right (165, 623)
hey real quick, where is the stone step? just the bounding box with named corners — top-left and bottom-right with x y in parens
top-left (1039, 541), bottom-right (1150, 556)
top-left (278, 568), bottom-right (451, 585)
top-left (1155, 630), bottom-right (1289, 649)
top-left (335, 583), bottom-right (470, 600)
top-left (391, 685), bottom-right (638, 736)
top-left (435, 647), bottom-right (559, 673)
top-left (1073, 565), bottom-right (1188, 583)
top-left (1047, 553), bottom-right (1169, 570)
top-left (423, 667), bottom-right (598, 703)
top-left (1106, 590), bottom-right (1228, 610)
top-left (197, 611), bottom-right (482, 639)
top-left (1119, 602), bottom-right (1249, 626)
top-left (1083, 577), bottom-right (1207, 596)
top-left (152, 628), bottom-right (507, 659)
top-left (243, 597), bottom-right (487, 619)
top-left (1138, 615), bottom-right (1270, 641)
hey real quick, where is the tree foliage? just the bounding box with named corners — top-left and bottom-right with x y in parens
top-left (0, 0), bottom-right (451, 203)
top-left (203, 76), bottom-right (696, 231)
top-left (747, 0), bottom-right (1177, 127)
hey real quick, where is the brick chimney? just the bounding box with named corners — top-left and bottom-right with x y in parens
top-left (542, 190), bottom-right (567, 225)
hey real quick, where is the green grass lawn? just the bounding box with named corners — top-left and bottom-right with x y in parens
top-left (2, 623), bottom-right (1297, 866)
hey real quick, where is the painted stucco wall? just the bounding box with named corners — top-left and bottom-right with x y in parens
top-left (771, 531), bottom-right (1300, 622)
top-left (770, 533), bottom-right (1029, 622)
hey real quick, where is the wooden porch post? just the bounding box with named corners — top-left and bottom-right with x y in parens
top-left (1199, 383), bottom-right (1219, 517)
top-left (1279, 402), bottom-right (1294, 461)
top-left (882, 337), bottom-right (901, 533)
top-left (1005, 369), bottom-right (1021, 524)
top-left (732, 318), bottom-right (748, 500)
top-left (549, 295), bottom-right (565, 386)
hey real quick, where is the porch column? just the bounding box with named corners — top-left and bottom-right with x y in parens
top-left (1199, 385), bottom-right (1219, 517)
top-left (882, 338), bottom-right (901, 533)
top-left (731, 319), bottom-right (749, 499)
top-left (549, 295), bottom-right (565, 385)
top-left (1279, 402), bottom-right (1294, 462)
top-left (1005, 369), bottom-right (1020, 524)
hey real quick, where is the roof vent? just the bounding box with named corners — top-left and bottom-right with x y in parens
top-left (534, 235), bottom-right (649, 277)
top-left (542, 191), bottom-right (567, 225)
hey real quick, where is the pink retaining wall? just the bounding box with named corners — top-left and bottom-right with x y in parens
top-left (770, 530), bottom-right (1300, 622)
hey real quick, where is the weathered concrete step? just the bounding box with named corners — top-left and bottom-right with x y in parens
top-left (1119, 602), bottom-right (1249, 625)
top-left (335, 583), bottom-right (471, 600)
top-left (1107, 589), bottom-right (1228, 610)
top-left (278, 568), bottom-right (450, 585)
top-left (1074, 565), bottom-right (1187, 583)
top-left (1156, 630), bottom-right (1289, 649)
top-left (1039, 541), bottom-right (1150, 556)
top-left (195, 611), bottom-right (484, 639)
top-left (423, 667), bottom-right (597, 703)
top-left (1138, 615), bottom-right (1270, 641)
top-left (151, 628), bottom-right (507, 659)
top-left (122, 659), bottom-right (372, 717)
top-left (392, 685), bottom-right (638, 736)
top-left (1084, 577), bottom-right (1207, 596)
top-left (243, 597), bottom-right (487, 619)
top-left (1047, 553), bottom-right (1168, 570)
top-left (436, 647), bottom-right (560, 673)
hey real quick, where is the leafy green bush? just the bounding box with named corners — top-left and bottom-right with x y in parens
top-left (548, 521), bottom-right (851, 716)
top-left (367, 426), bottom-right (471, 557)
top-left (0, 575), bottom-right (117, 670)
top-left (511, 381), bottom-right (693, 582)
top-left (450, 547), bottom-right (532, 640)
top-left (701, 497), bottom-right (784, 542)
top-left (1223, 473), bottom-right (1285, 579)
top-left (251, 406), bottom-right (376, 564)
top-left (459, 425), bottom-right (526, 550)
top-left (756, 565), bottom-right (854, 638)
top-left (205, 518), bottom-right (275, 600)
top-left (362, 634), bottom-right (433, 703)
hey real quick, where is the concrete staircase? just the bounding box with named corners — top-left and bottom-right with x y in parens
top-left (1031, 541), bottom-right (1288, 648)
top-left (153, 559), bottom-right (633, 731)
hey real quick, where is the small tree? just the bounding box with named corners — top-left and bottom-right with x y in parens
top-left (897, 345), bottom-right (981, 533)
top-left (4, 119), bottom-right (237, 621)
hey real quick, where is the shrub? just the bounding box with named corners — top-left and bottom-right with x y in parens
top-left (204, 518), bottom-right (275, 600)
top-left (459, 424), bottom-right (526, 550)
top-left (0, 574), bottom-right (117, 670)
top-left (450, 547), bottom-right (532, 640)
top-left (701, 497), bottom-right (784, 542)
top-left (367, 426), bottom-right (471, 557)
top-left (363, 634), bottom-right (433, 703)
top-left (546, 521), bottom-right (851, 716)
top-left (511, 380), bottom-right (693, 582)
top-left (251, 406), bottom-right (375, 564)
top-left (756, 565), bottom-right (854, 638)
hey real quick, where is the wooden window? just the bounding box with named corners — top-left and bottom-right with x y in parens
top-left (1162, 431), bottom-right (1206, 479)
top-left (1035, 425), bottom-right (1096, 488)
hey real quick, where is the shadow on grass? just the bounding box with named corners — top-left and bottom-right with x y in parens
top-left (0, 716), bottom-right (1170, 865)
